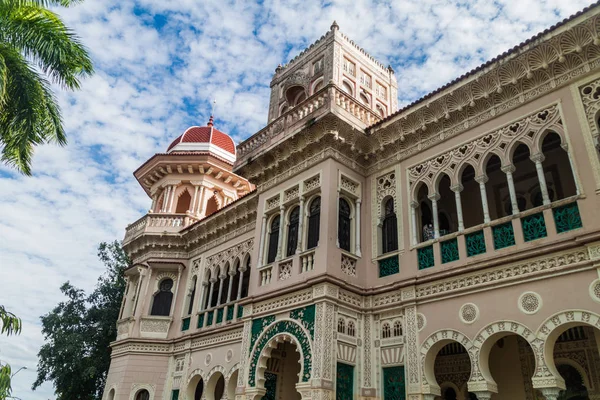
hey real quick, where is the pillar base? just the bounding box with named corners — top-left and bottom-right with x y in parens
top-left (538, 387), bottom-right (562, 400)
top-left (472, 391), bottom-right (494, 400)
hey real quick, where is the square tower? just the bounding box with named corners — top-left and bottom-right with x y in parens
top-left (267, 21), bottom-right (398, 123)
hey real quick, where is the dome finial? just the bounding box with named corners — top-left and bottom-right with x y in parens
top-left (330, 20), bottom-right (339, 31)
top-left (207, 115), bottom-right (214, 127)
top-left (208, 99), bottom-right (216, 127)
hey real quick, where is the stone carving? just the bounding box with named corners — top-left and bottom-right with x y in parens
top-left (519, 292), bottom-right (543, 314)
top-left (590, 279), bottom-right (600, 302)
top-left (407, 104), bottom-right (563, 196)
top-left (284, 185), bottom-right (300, 202)
top-left (405, 306), bottom-right (421, 386)
top-left (381, 345), bottom-right (405, 366)
top-left (460, 303), bottom-right (479, 324)
top-left (140, 317), bottom-right (171, 333)
top-left (278, 260), bottom-right (293, 281)
top-left (340, 174), bottom-right (359, 195)
top-left (266, 195), bottom-right (280, 211)
top-left (304, 174), bottom-right (321, 192)
top-left (205, 238), bottom-right (254, 275)
top-left (337, 342), bottom-right (357, 364)
top-left (416, 249), bottom-right (588, 299)
top-left (253, 288), bottom-right (312, 314)
top-left (341, 254), bottom-right (357, 277)
top-left (579, 77), bottom-right (600, 144)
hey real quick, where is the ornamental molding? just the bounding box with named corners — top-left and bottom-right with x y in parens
top-left (190, 327), bottom-right (243, 349)
top-left (112, 342), bottom-right (171, 356)
top-left (590, 279), bottom-right (600, 302)
top-left (252, 288), bottom-right (313, 315)
top-left (406, 103), bottom-right (563, 196)
top-left (381, 345), bottom-right (405, 366)
top-left (336, 342), bottom-right (357, 364)
top-left (205, 238), bottom-right (254, 276)
top-left (416, 248), bottom-right (589, 300)
top-left (518, 291), bottom-right (543, 315)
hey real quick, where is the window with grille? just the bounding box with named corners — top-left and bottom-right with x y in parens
top-left (267, 215), bottom-right (280, 264)
top-left (382, 198), bottom-right (398, 254)
top-left (307, 197), bottom-right (321, 249)
top-left (150, 279), bottom-right (174, 316)
top-left (286, 207), bottom-right (300, 257)
top-left (338, 198), bottom-right (351, 252)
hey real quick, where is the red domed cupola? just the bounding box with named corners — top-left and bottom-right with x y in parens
top-left (166, 116), bottom-right (236, 164)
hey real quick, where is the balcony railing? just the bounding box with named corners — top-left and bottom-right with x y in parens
top-left (236, 83), bottom-right (382, 166)
top-left (413, 197), bottom-right (583, 271)
top-left (124, 213), bottom-right (199, 243)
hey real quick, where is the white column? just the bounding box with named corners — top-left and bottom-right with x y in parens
top-left (150, 194), bottom-right (158, 213)
top-left (451, 184), bottom-right (464, 231)
top-left (132, 268), bottom-right (145, 316)
top-left (138, 267), bottom-right (153, 317)
top-left (561, 143), bottom-right (581, 195)
top-left (191, 185), bottom-right (199, 213)
top-left (207, 277), bottom-right (216, 308)
top-left (336, 189), bottom-right (341, 247)
top-left (170, 266), bottom-right (183, 316)
top-left (199, 281), bottom-right (209, 311)
top-left (410, 201), bottom-right (418, 245)
top-left (355, 198), bottom-right (362, 257)
top-left (429, 194), bottom-right (440, 238)
top-left (160, 187), bottom-right (170, 212)
top-left (276, 205), bottom-right (285, 261)
top-left (168, 184), bottom-right (177, 212)
top-left (475, 175), bottom-right (491, 223)
top-left (226, 271), bottom-right (235, 303)
top-left (257, 215), bottom-right (267, 267)
top-left (196, 186), bottom-right (206, 215)
top-left (502, 165), bottom-right (520, 215)
top-left (531, 153), bottom-right (551, 205)
top-left (296, 196), bottom-right (305, 254)
top-left (216, 273), bottom-right (225, 306)
top-left (236, 268), bottom-right (246, 300)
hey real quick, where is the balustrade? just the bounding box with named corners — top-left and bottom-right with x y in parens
top-left (124, 213), bottom-right (199, 244)
top-left (411, 197), bottom-right (583, 272)
top-left (300, 250), bottom-right (315, 273)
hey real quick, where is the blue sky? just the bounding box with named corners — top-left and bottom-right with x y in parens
top-left (0, 0), bottom-right (594, 398)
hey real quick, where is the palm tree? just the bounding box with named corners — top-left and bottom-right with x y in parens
top-left (0, 0), bottom-right (93, 175)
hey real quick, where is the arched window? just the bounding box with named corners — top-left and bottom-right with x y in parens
top-left (187, 276), bottom-right (197, 315)
top-left (360, 92), bottom-right (370, 106)
top-left (393, 321), bottom-right (402, 337)
top-left (444, 387), bottom-right (457, 400)
top-left (540, 131), bottom-right (577, 200)
top-left (338, 198), bottom-right (351, 252)
top-left (220, 267), bottom-right (230, 304)
top-left (203, 272), bottom-right (212, 310)
top-left (286, 207), bottom-right (300, 257)
top-left (381, 198), bottom-right (398, 254)
top-left (107, 389), bottom-right (115, 400)
top-left (194, 379), bottom-right (204, 400)
top-left (337, 318), bottom-right (346, 334)
top-left (135, 389), bottom-right (150, 400)
top-left (231, 259), bottom-right (240, 300)
top-left (376, 104), bottom-right (386, 118)
top-left (347, 321), bottom-right (356, 337)
top-left (307, 197), bottom-right (321, 249)
top-left (210, 273), bottom-right (219, 308)
top-left (382, 323), bottom-right (391, 339)
top-left (342, 81), bottom-right (354, 96)
top-left (150, 279), bottom-right (174, 316)
top-left (313, 79), bottom-right (324, 94)
top-left (279, 104), bottom-right (288, 116)
top-left (267, 215), bottom-right (280, 264)
top-left (205, 195), bottom-right (219, 217)
top-left (240, 257), bottom-right (251, 299)
top-left (176, 190), bottom-right (192, 214)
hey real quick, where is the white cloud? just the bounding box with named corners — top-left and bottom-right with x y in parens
top-left (0, 0), bottom-right (594, 398)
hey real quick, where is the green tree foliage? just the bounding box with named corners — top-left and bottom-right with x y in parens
top-left (0, 306), bottom-right (22, 400)
top-left (33, 241), bottom-right (130, 400)
top-left (0, 0), bottom-right (93, 175)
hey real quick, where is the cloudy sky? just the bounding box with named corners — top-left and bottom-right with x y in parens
top-left (0, 0), bottom-right (595, 398)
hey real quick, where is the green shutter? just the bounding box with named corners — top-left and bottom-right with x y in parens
top-left (336, 363), bottom-right (354, 400)
top-left (383, 366), bottom-right (405, 400)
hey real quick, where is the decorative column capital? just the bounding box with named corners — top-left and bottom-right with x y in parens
top-left (202, 281), bottom-right (210, 287)
top-left (475, 174), bottom-right (489, 184)
top-left (530, 152), bottom-right (546, 163)
top-left (209, 277), bottom-right (218, 283)
top-left (299, 195), bottom-right (305, 202)
top-left (279, 205), bottom-right (285, 212)
top-left (501, 164), bottom-right (516, 174)
top-left (427, 193), bottom-right (440, 201)
top-left (219, 273), bottom-right (227, 280)
top-left (450, 184), bottom-right (464, 193)
top-left (355, 198), bottom-right (362, 205)
top-left (410, 200), bottom-right (419, 209)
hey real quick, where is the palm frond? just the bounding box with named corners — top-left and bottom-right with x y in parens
top-left (0, 2), bottom-right (93, 90)
top-left (0, 0), bottom-right (84, 8)
top-left (0, 44), bottom-right (65, 175)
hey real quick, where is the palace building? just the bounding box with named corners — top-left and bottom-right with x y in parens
top-left (104, 4), bottom-right (600, 400)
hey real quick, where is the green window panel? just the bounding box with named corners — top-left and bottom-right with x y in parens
top-left (261, 372), bottom-right (277, 400)
top-left (466, 230), bottom-right (486, 257)
top-left (171, 389), bottom-right (179, 400)
top-left (237, 305), bottom-right (244, 319)
top-left (336, 363), bottom-right (354, 400)
top-left (197, 313), bottom-right (204, 329)
top-left (379, 255), bottom-right (400, 277)
top-left (207, 311), bottom-right (214, 326)
top-left (522, 212), bottom-right (547, 242)
top-left (216, 308), bottom-right (224, 324)
top-left (417, 245), bottom-right (434, 270)
top-left (226, 306), bottom-right (234, 321)
top-left (181, 317), bottom-right (190, 331)
top-left (440, 238), bottom-right (459, 264)
top-left (383, 366), bottom-right (405, 400)
top-left (493, 222), bottom-right (515, 250)
top-left (553, 202), bottom-right (582, 233)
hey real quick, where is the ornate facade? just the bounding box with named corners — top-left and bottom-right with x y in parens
top-left (105, 6), bottom-right (600, 400)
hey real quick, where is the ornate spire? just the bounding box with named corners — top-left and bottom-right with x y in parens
top-left (330, 20), bottom-right (339, 31)
top-left (207, 115), bottom-right (214, 127)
